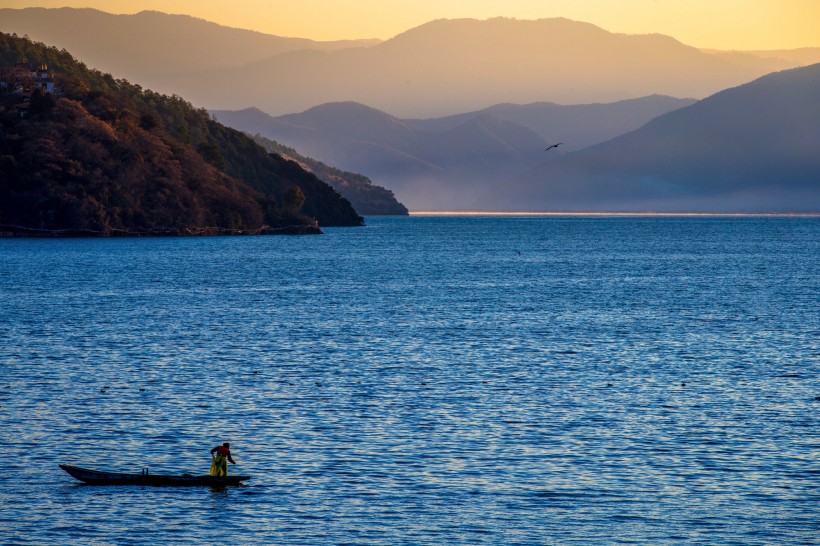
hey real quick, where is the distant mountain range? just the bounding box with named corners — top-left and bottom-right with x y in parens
top-left (505, 63), bottom-right (820, 212)
top-left (3, 9), bottom-right (818, 213)
top-left (212, 96), bottom-right (696, 209)
top-left (217, 65), bottom-right (820, 212)
top-left (3, 9), bottom-right (820, 117)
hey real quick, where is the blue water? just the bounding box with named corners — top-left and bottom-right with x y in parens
top-left (1, 216), bottom-right (818, 545)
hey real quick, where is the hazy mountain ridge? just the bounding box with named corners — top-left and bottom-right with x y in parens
top-left (3, 9), bottom-right (818, 118)
top-left (701, 47), bottom-right (820, 72)
top-left (0, 8), bottom-right (379, 82)
top-left (506, 64), bottom-right (820, 212)
top-left (406, 95), bottom-right (697, 151)
top-left (182, 17), bottom-right (772, 116)
top-left (213, 96), bottom-right (695, 209)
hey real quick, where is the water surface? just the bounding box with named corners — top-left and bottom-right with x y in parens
top-left (1, 216), bottom-right (818, 544)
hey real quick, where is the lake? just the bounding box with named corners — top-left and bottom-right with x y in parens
top-left (1, 215), bottom-right (818, 544)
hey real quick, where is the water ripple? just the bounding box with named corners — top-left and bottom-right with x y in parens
top-left (1, 216), bottom-right (818, 544)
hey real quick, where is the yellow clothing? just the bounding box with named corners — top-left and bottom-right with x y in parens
top-left (210, 454), bottom-right (228, 476)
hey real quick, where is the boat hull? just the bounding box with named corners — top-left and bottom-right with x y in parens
top-left (59, 464), bottom-right (250, 486)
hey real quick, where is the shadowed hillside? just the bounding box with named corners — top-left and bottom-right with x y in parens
top-left (249, 131), bottom-right (408, 215)
top-left (0, 33), bottom-right (362, 236)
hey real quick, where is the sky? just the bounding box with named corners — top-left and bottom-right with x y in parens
top-left (3, 0), bottom-right (819, 50)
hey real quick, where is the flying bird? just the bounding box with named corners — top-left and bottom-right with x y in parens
top-left (545, 143), bottom-right (563, 151)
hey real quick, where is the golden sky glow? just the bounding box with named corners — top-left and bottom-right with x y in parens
top-left (4, 0), bottom-right (819, 49)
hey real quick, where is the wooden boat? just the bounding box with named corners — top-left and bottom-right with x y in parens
top-left (59, 464), bottom-right (251, 486)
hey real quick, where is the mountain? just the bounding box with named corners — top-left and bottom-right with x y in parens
top-left (405, 95), bottom-right (697, 152)
top-left (172, 17), bottom-right (792, 117)
top-left (504, 64), bottom-right (820, 212)
top-left (0, 33), bottom-right (362, 236)
top-left (3, 10), bottom-right (811, 118)
top-left (216, 66), bottom-right (820, 213)
top-left (702, 48), bottom-right (820, 72)
top-left (213, 102), bottom-right (545, 209)
top-left (213, 96), bottom-right (694, 209)
top-left (249, 130), bottom-right (408, 215)
top-left (0, 8), bottom-right (378, 88)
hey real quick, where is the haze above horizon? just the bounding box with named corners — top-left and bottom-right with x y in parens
top-left (4, 0), bottom-right (820, 50)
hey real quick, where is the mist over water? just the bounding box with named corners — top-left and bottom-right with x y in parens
top-left (1, 216), bottom-right (818, 544)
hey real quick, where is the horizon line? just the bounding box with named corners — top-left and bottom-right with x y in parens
top-left (407, 211), bottom-right (820, 217)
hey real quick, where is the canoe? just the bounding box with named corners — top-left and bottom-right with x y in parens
top-left (59, 464), bottom-right (251, 486)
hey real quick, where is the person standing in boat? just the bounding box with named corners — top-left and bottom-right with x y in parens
top-left (210, 442), bottom-right (236, 476)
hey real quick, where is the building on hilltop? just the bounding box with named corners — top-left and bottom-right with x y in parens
top-left (0, 60), bottom-right (56, 95)
top-left (0, 60), bottom-right (59, 119)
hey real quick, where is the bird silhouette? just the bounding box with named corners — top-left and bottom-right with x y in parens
top-left (545, 143), bottom-right (563, 151)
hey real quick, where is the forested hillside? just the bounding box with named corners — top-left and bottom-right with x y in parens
top-left (0, 33), bottom-right (363, 236)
